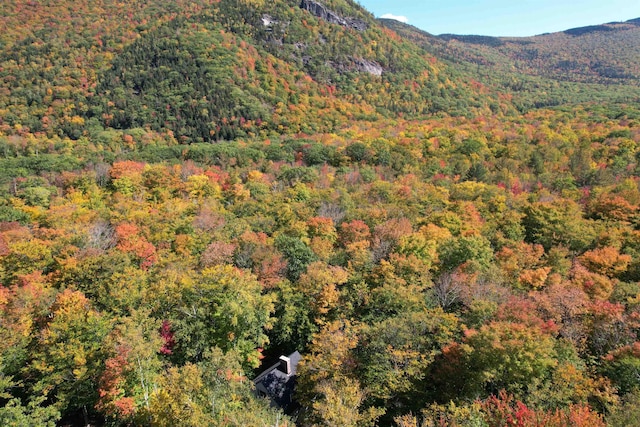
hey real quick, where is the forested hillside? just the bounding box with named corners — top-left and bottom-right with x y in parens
top-left (1, 1), bottom-right (640, 426)
top-left (1, 0), bottom-right (493, 144)
top-left (382, 18), bottom-right (640, 111)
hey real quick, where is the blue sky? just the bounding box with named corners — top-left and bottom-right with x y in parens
top-left (357, 0), bottom-right (640, 37)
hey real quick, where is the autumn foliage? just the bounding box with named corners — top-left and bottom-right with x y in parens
top-left (0, 0), bottom-right (639, 425)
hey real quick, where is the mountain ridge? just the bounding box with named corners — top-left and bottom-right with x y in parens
top-left (1, 0), bottom-right (639, 143)
top-left (2, 0), bottom-right (498, 143)
top-left (380, 15), bottom-right (640, 111)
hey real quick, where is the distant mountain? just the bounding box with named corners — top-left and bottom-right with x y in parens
top-left (396, 17), bottom-right (640, 85)
top-left (383, 18), bottom-right (640, 85)
top-left (380, 17), bottom-right (640, 111)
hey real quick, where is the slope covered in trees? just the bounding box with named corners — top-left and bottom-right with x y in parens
top-left (381, 17), bottom-right (640, 111)
top-left (1, 1), bottom-right (640, 426)
top-left (1, 0), bottom-right (493, 144)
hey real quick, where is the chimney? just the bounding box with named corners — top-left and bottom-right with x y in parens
top-left (279, 355), bottom-right (291, 375)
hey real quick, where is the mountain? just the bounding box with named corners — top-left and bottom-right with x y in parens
top-left (445, 18), bottom-right (640, 85)
top-left (381, 17), bottom-right (640, 110)
top-left (3, 0), bottom-right (638, 143)
top-left (1, 0), bottom-right (498, 144)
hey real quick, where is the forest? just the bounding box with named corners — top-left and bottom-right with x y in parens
top-left (0, 0), bottom-right (640, 426)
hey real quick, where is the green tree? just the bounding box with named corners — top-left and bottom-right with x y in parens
top-left (0, 384), bottom-right (60, 427)
top-left (356, 309), bottom-right (458, 417)
top-left (275, 234), bottom-right (317, 281)
top-left (523, 200), bottom-right (596, 252)
top-left (438, 234), bottom-right (494, 271)
top-left (437, 321), bottom-right (558, 401)
top-left (30, 289), bottom-right (112, 418)
top-left (170, 265), bottom-right (274, 369)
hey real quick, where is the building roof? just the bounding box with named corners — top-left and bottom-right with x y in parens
top-left (253, 351), bottom-right (301, 411)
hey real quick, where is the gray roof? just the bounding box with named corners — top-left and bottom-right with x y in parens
top-left (253, 351), bottom-right (301, 410)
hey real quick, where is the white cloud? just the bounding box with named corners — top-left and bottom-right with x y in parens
top-left (380, 13), bottom-right (409, 24)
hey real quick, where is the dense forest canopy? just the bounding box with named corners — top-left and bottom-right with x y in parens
top-left (0, 0), bottom-right (640, 426)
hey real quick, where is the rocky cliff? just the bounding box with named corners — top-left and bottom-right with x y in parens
top-left (300, 0), bottom-right (368, 31)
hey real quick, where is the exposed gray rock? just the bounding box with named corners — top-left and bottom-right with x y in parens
top-left (345, 18), bottom-right (368, 32)
top-left (354, 58), bottom-right (383, 76)
top-left (328, 58), bottom-right (384, 77)
top-left (290, 1), bottom-right (381, 76)
top-left (300, 0), bottom-right (368, 31)
top-left (262, 14), bottom-right (277, 27)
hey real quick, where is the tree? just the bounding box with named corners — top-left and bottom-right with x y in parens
top-left (169, 265), bottom-right (274, 369)
top-left (115, 222), bottom-right (157, 270)
top-left (309, 377), bottom-right (382, 427)
top-left (275, 234), bottom-right (317, 281)
top-left (295, 261), bottom-right (349, 324)
top-left (0, 278), bottom-right (60, 426)
top-left (0, 389), bottom-right (60, 427)
top-left (95, 311), bottom-right (164, 423)
top-left (367, 256), bottom-right (431, 319)
top-left (145, 349), bottom-right (291, 427)
top-left (0, 272), bottom-right (57, 379)
top-left (608, 391), bottom-right (640, 427)
top-left (271, 279), bottom-right (320, 350)
top-left (30, 289), bottom-right (112, 419)
top-left (603, 342), bottom-right (640, 395)
top-left (0, 236), bottom-right (53, 285)
top-left (578, 246), bottom-right (631, 278)
top-left (481, 390), bottom-right (605, 427)
top-left (436, 321), bottom-right (558, 401)
top-left (296, 320), bottom-right (383, 427)
top-left (437, 234), bottom-right (494, 272)
top-left (146, 363), bottom-right (213, 427)
top-left (356, 309), bottom-right (458, 416)
top-left (522, 200), bottom-right (596, 252)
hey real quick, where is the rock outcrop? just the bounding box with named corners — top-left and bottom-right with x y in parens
top-left (329, 58), bottom-right (384, 77)
top-left (354, 58), bottom-right (383, 76)
top-left (294, 1), bottom-right (381, 76)
top-left (300, 0), bottom-right (368, 31)
top-left (262, 14), bottom-right (277, 27)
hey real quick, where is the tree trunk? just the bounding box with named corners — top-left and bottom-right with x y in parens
top-left (83, 405), bottom-right (90, 427)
